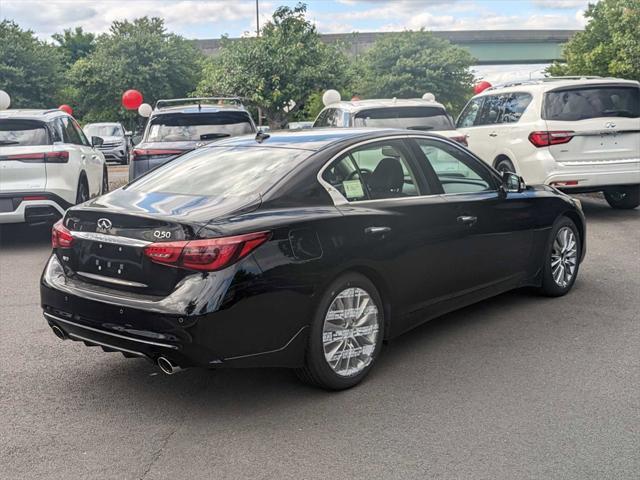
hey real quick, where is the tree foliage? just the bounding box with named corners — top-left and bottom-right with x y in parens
top-left (356, 30), bottom-right (475, 113)
top-left (196, 4), bottom-right (351, 127)
top-left (52, 27), bottom-right (96, 66)
top-left (0, 20), bottom-right (63, 108)
top-left (67, 17), bottom-right (204, 123)
top-left (547, 0), bottom-right (640, 80)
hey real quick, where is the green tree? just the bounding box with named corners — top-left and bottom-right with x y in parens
top-left (547, 0), bottom-right (640, 80)
top-left (68, 17), bottom-right (204, 123)
top-left (196, 4), bottom-right (351, 128)
top-left (52, 27), bottom-right (96, 66)
top-left (0, 20), bottom-right (63, 108)
top-left (356, 30), bottom-right (475, 113)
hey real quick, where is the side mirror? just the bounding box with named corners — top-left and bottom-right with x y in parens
top-left (91, 136), bottom-right (104, 147)
top-left (501, 171), bottom-right (525, 193)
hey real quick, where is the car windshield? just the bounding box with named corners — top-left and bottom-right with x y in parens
top-left (146, 112), bottom-right (254, 142)
top-left (353, 107), bottom-right (455, 130)
top-left (544, 86), bottom-right (640, 121)
top-left (126, 146), bottom-right (310, 197)
top-left (0, 120), bottom-right (49, 146)
top-left (84, 124), bottom-right (123, 137)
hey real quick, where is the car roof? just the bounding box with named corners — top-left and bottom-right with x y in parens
top-left (0, 109), bottom-right (67, 120)
top-left (323, 98), bottom-right (447, 113)
top-left (152, 105), bottom-right (248, 116)
top-left (206, 127), bottom-right (436, 151)
top-left (473, 77), bottom-right (640, 98)
top-left (84, 122), bottom-right (122, 126)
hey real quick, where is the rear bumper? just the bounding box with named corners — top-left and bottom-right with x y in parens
top-left (40, 254), bottom-right (310, 369)
top-left (0, 192), bottom-right (71, 224)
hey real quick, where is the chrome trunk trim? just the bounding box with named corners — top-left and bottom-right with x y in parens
top-left (76, 271), bottom-right (148, 288)
top-left (71, 231), bottom-right (151, 247)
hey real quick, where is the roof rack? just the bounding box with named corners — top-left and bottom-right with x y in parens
top-left (154, 97), bottom-right (243, 110)
top-left (486, 76), bottom-right (605, 91)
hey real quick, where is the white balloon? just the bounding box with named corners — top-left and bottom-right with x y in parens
top-left (422, 92), bottom-right (435, 102)
top-left (322, 89), bottom-right (341, 107)
top-left (283, 99), bottom-right (296, 113)
top-left (138, 103), bottom-right (152, 117)
top-left (0, 90), bottom-right (10, 110)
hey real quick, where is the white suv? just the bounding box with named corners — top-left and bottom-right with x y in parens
top-left (0, 109), bottom-right (107, 224)
top-left (457, 77), bottom-right (640, 209)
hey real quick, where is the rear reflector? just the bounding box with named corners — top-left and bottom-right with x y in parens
top-left (23, 195), bottom-right (48, 201)
top-left (144, 231), bottom-right (270, 272)
top-left (132, 148), bottom-right (184, 160)
top-left (450, 135), bottom-right (468, 146)
top-left (528, 131), bottom-right (574, 148)
top-left (51, 219), bottom-right (74, 248)
top-left (0, 151), bottom-right (69, 163)
top-left (550, 180), bottom-right (579, 187)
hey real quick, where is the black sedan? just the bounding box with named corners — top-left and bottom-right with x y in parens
top-left (41, 129), bottom-right (586, 390)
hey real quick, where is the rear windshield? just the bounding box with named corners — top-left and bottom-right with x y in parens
top-left (84, 124), bottom-right (123, 137)
top-left (353, 107), bottom-right (454, 131)
top-left (126, 146), bottom-right (310, 197)
top-left (0, 120), bottom-right (49, 146)
top-left (544, 86), bottom-right (640, 121)
top-left (146, 112), bottom-right (255, 142)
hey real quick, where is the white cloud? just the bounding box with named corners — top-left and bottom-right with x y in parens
top-left (532, 0), bottom-right (591, 9)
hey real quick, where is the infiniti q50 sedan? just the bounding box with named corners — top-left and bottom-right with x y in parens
top-left (41, 129), bottom-right (586, 390)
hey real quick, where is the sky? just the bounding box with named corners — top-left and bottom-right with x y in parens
top-left (1, 0), bottom-right (591, 40)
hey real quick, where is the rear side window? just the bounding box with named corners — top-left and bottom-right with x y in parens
top-left (498, 93), bottom-right (532, 123)
top-left (146, 112), bottom-right (255, 142)
top-left (544, 86), bottom-right (640, 121)
top-left (60, 116), bottom-right (83, 145)
top-left (354, 107), bottom-right (454, 131)
top-left (0, 120), bottom-right (50, 146)
top-left (127, 146), bottom-right (310, 197)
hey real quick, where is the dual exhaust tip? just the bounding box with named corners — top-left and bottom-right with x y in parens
top-left (50, 324), bottom-right (182, 375)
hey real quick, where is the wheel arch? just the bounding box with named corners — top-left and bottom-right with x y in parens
top-left (561, 209), bottom-right (585, 255)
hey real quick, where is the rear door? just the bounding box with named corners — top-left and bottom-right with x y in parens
top-left (0, 119), bottom-right (50, 193)
top-left (543, 84), bottom-right (640, 163)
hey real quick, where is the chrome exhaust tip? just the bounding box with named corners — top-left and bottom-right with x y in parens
top-left (51, 325), bottom-right (67, 340)
top-left (157, 356), bottom-right (182, 375)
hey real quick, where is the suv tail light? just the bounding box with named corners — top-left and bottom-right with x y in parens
top-left (450, 135), bottom-right (468, 146)
top-left (0, 151), bottom-right (69, 163)
top-left (132, 148), bottom-right (184, 160)
top-left (528, 131), bottom-right (574, 148)
top-left (143, 231), bottom-right (270, 271)
top-left (51, 220), bottom-right (74, 248)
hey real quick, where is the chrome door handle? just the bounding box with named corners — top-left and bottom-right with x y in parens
top-left (80, 154), bottom-right (86, 160)
top-left (488, 132), bottom-right (498, 137)
top-left (91, 155), bottom-right (98, 160)
top-left (457, 215), bottom-right (477, 226)
top-left (365, 226), bottom-right (391, 236)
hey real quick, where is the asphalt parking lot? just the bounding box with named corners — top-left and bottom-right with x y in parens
top-left (0, 195), bottom-right (638, 479)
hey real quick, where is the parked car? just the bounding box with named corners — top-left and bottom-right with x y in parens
top-left (42, 129), bottom-right (585, 390)
top-left (313, 97), bottom-right (468, 145)
top-left (84, 122), bottom-right (131, 165)
top-left (456, 77), bottom-right (640, 209)
top-left (130, 97), bottom-right (256, 180)
top-left (0, 109), bottom-right (107, 225)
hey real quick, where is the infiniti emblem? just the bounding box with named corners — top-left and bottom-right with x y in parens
top-left (605, 122), bottom-right (616, 129)
top-left (97, 218), bottom-right (113, 230)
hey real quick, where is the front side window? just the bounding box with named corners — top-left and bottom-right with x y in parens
top-left (457, 98), bottom-right (484, 128)
top-left (353, 107), bottom-right (455, 131)
top-left (127, 146), bottom-right (309, 197)
top-left (322, 140), bottom-right (422, 201)
top-left (415, 138), bottom-right (495, 194)
top-left (146, 112), bottom-right (255, 143)
top-left (544, 86), bottom-right (640, 121)
top-left (0, 120), bottom-right (49, 146)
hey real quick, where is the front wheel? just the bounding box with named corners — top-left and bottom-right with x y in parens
top-left (539, 217), bottom-right (581, 297)
top-left (296, 273), bottom-right (384, 390)
top-left (604, 185), bottom-right (640, 209)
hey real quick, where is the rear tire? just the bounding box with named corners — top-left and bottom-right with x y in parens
top-left (539, 217), bottom-right (581, 297)
top-left (604, 185), bottom-right (640, 209)
top-left (296, 273), bottom-right (384, 390)
top-left (495, 157), bottom-right (516, 174)
top-left (101, 167), bottom-right (109, 194)
top-left (75, 177), bottom-right (89, 204)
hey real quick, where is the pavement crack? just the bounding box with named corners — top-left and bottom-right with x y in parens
top-left (139, 426), bottom-right (180, 480)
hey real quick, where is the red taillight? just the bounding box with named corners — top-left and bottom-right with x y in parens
top-left (23, 195), bottom-right (48, 201)
top-left (143, 231), bottom-right (270, 271)
top-left (0, 151), bottom-right (69, 163)
top-left (450, 135), bottom-right (468, 146)
top-left (132, 148), bottom-right (184, 160)
top-left (528, 131), bottom-right (574, 148)
top-left (51, 220), bottom-right (74, 248)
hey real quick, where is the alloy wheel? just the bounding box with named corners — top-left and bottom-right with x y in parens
top-left (322, 287), bottom-right (380, 377)
top-left (550, 226), bottom-right (578, 288)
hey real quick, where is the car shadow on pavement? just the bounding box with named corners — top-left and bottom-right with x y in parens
top-left (576, 194), bottom-right (639, 221)
top-left (0, 223), bottom-right (52, 250)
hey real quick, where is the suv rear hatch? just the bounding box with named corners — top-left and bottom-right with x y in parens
top-left (543, 84), bottom-right (640, 164)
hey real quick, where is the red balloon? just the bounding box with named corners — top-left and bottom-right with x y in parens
top-left (473, 81), bottom-right (492, 95)
top-left (59, 104), bottom-right (73, 115)
top-left (122, 89), bottom-right (143, 110)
